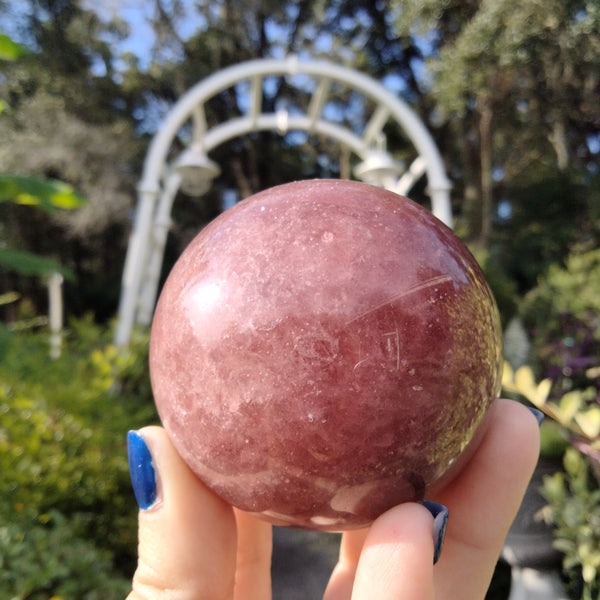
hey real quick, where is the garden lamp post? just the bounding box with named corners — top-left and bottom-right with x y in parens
top-left (173, 143), bottom-right (221, 197)
top-left (354, 134), bottom-right (405, 189)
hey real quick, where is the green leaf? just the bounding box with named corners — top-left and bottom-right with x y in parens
top-left (0, 291), bottom-right (20, 305)
top-left (536, 378), bottom-right (553, 406)
top-left (0, 34), bottom-right (26, 61)
top-left (0, 248), bottom-right (75, 280)
top-left (510, 365), bottom-right (552, 406)
top-left (583, 564), bottom-right (598, 584)
top-left (0, 174), bottom-right (86, 212)
top-left (539, 419), bottom-right (569, 458)
top-left (502, 361), bottom-right (514, 388)
top-left (559, 391), bottom-right (584, 422)
top-left (541, 472), bottom-right (566, 504)
top-left (553, 538), bottom-right (575, 554)
top-left (514, 365), bottom-right (537, 394)
top-left (574, 407), bottom-right (600, 440)
top-left (563, 447), bottom-right (584, 478)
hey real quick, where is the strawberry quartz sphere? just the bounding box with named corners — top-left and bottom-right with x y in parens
top-left (150, 179), bottom-right (503, 531)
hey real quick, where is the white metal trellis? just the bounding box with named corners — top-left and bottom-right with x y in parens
top-left (114, 55), bottom-right (452, 346)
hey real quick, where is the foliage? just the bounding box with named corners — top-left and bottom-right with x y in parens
top-left (0, 174), bottom-right (83, 314)
top-left (393, 0), bottom-right (600, 244)
top-left (468, 244), bottom-right (518, 324)
top-left (0, 32), bottom-right (26, 114)
top-left (519, 247), bottom-right (600, 402)
top-left (0, 183), bottom-right (81, 314)
top-left (503, 248), bottom-right (600, 597)
top-left (0, 9), bottom-right (141, 320)
top-left (0, 319), bottom-right (156, 598)
top-left (0, 173), bottom-right (86, 212)
top-left (503, 363), bottom-right (600, 452)
top-left (1, 0), bottom-right (598, 321)
top-left (0, 33), bottom-right (27, 61)
top-left (503, 241), bottom-right (600, 566)
top-left (493, 170), bottom-right (600, 293)
top-left (0, 33), bottom-right (92, 321)
top-left (540, 448), bottom-right (600, 600)
top-left (503, 361), bottom-right (600, 600)
top-left (521, 248), bottom-right (600, 338)
top-left (0, 508), bottom-right (130, 600)
top-left (0, 247), bottom-right (73, 281)
top-left (0, 2), bottom-right (597, 596)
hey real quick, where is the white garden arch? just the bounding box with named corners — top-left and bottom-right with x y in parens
top-left (114, 55), bottom-right (452, 346)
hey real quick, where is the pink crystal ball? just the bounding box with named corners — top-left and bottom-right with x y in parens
top-left (149, 179), bottom-right (502, 530)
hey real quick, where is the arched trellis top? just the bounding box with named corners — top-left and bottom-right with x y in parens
top-left (115, 55), bottom-right (452, 346)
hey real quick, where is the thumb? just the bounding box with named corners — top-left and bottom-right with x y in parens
top-left (126, 426), bottom-right (237, 600)
top-left (335, 502), bottom-right (444, 600)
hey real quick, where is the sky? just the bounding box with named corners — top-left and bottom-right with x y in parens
top-left (85, 0), bottom-right (172, 70)
top-left (82, 0), bottom-right (418, 91)
top-left (0, 0), bottom-right (423, 101)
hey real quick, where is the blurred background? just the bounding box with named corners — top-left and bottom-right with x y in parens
top-left (0, 1), bottom-right (598, 598)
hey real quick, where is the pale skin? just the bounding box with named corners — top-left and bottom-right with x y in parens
top-left (127, 399), bottom-right (540, 600)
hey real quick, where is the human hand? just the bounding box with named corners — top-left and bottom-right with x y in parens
top-left (126, 399), bottom-right (541, 599)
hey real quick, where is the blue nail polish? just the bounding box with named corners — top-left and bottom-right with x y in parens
top-left (526, 406), bottom-right (545, 426)
top-left (127, 431), bottom-right (157, 510)
top-left (421, 500), bottom-right (449, 564)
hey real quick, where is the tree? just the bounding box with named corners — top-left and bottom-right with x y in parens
top-left (393, 0), bottom-right (600, 248)
top-left (2, 0), bottom-right (599, 320)
top-left (0, 34), bottom-right (86, 322)
top-left (0, 0), bottom-right (143, 319)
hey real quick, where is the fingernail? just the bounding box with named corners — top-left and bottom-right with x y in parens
top-left (127, 430), bottom-right (158, 510)
top-left (526, 406), bottom-right (545, 426)
top-left (421, 500), bottom-right (449, 564)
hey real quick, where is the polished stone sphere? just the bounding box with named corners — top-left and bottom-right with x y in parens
top-left (150, 179), bottom-right (502, 530)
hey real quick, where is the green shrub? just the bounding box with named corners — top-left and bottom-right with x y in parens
top-left (468, 245), bottom-right (519, 325)
top-left (0, 319), bottom-right (157, 598)
top-left (520, 248), bottom-right (600, 393)
top-left (503, 362), bottom-right (600, 600)
top-left (522, 248), bottom-right (600, 328)
top-left (541, 448), bottom-right (600, 600)
top-left (0, 507), bottom-right (130, 600)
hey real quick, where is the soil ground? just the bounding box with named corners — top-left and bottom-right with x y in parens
top-left (271, 527), bottom-right (341, 599)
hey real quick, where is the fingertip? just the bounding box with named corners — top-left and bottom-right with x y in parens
top-left (351, 503), bottom-right (436, 599)
top-left (369, 502), bottom-right (435, 548)
top-left (493, 399), bottom-right (542, 467)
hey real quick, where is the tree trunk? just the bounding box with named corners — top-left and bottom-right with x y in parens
top-left (458, 117), bottom-right (482, 241)
top-left (479, 100), bottom-right (493, 246)
top-left (549, 118), bottom-right (569, 171)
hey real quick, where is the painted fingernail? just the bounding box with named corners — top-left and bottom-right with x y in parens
top-left (421, 500), bottom-right (449, 564)
top-left (127, 430), bottom-right (157, 510)
top-left (526, 406), bottom-right (545, 426)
